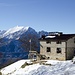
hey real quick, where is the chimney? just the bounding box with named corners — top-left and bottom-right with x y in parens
top-left (41, 35), bottom-right (46, 39)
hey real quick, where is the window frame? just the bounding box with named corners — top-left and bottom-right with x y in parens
top-left (56, 41), bottom-right (62, 44)
top-left (56, 48), bottom-right (62, 53)
top-left (46, 41), bottom-right (51, 44)
top-left (46, 47), bottom-right (51, 52)
top-left (74, 38), bottom-right (75, 43)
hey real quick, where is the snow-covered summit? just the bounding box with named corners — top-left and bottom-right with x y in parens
top-left (4, 26), bottom-right (24, 35)
top-left (3, 26), bottom-right (29, 36)
top-left (2, 26), bottom-right (34, 39)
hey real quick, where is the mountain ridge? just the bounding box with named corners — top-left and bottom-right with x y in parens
top-left (0, 26), bottom-right (41, 69)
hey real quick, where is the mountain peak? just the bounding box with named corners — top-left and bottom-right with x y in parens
top-left (3, 26), bottom-right (30, 37)
top-left (4, 26), bottom-right (24, 35)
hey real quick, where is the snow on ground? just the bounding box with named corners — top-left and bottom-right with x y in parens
top-left (0, 60), bottom-right (32, 75)
top-left (1, 59), bottom-right (75, 75)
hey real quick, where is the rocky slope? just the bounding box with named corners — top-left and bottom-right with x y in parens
top-left (0, 26), bottom-right (40, 69)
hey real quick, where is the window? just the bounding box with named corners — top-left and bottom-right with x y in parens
top-left (74, 48), bottom-right (75, 54)
top-left (57, 48), bottom-right (62, 53)
top-left (74, 38), bottom-right (75, 43)
top-left (46, 41), bottom-right (51, 44)
top-left (47, 47), bottom-right (51, 52)
top-left (33, 54), bottom-right (37, 59)
top-left (56, 41), bottom-right (61, 44)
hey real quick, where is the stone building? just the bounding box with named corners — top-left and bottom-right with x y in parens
top-left (40, 32), bottom-right (75, 60)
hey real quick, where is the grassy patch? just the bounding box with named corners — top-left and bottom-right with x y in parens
top-left (0, 72), bottom-right (2, 75)
top-left (21, 62), bottom-right (33, 68)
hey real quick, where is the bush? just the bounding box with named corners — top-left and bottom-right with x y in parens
top-left (21, 62), bottom-right (29, 68)
top-left (0, 72), bottom-right (2, 75)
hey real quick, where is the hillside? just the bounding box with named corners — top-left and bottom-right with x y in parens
top-left (0, 26), bottom-right (40, 69)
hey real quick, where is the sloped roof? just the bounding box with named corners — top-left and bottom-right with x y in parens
top-left (40, 34), bottom-right (75, 41)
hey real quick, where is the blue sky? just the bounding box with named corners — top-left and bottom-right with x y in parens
top-left (0, 0), bottom-right (75, 33)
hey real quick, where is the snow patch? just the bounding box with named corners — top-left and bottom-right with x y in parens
top-left (2, 26), bottom-right (30, 39)
top-left (4, 26), bottom-right (24, 35)
top-left (1, 59), bottom-right (75, 75)
top-left (0, 60), bottom-right (31, 75)
top-left (3, 26), bottom-right (29, 37)
top-left (45, 36), bottom-right (56, 38)
top-left (45, 60), bottom-right (60, 65)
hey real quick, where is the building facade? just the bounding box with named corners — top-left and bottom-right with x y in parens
top-left (40, 32), bottom-right (75, 60)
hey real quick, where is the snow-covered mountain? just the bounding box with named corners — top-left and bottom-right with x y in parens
top-left (0, 26), bottom-right (40, 69)
top-left (3, 26), bottom-right (24, 36)
top-left (0, 26), bottom-right (48, 39)
top-left (2, 26), bottom-right (32, 39)
top-left (0, 30), bottom-right (6, 38)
